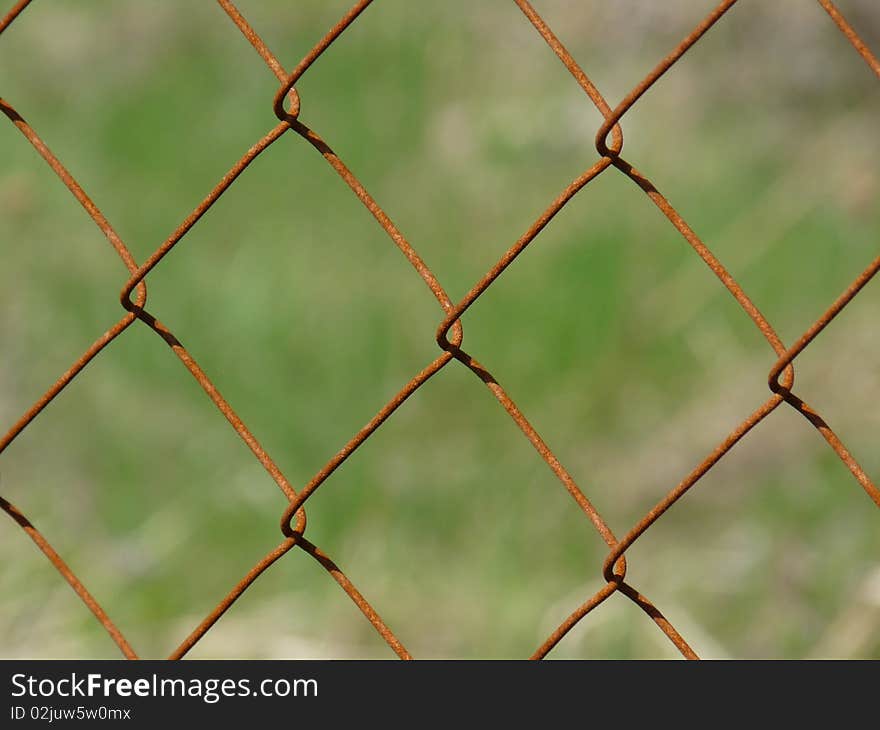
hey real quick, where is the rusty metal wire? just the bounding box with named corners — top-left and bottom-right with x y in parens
top-left (1, 0), bottom-right (878, 660)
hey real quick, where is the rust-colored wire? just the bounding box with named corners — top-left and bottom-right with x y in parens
top-left (1, 0), bottom-right (877, 660)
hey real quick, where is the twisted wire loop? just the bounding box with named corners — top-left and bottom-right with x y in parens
top-left (1, 0), bottom-right (877, 659)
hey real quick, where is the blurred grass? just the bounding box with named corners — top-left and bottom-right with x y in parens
top-left (1, 0), bottom-right (879, 658)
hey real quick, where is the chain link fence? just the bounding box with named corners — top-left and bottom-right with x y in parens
top-left (2, 0), bottom-right (878, 659)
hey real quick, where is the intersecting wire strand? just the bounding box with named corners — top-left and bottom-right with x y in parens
top-left (0, 0), bottom-right (877, 660)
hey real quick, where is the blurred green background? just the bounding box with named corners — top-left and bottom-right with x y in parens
top-left (1, 0), bottom-right (879, 659)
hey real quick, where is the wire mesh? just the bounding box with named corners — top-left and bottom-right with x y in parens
top-left (1, 0), bottom-right (878, 660)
